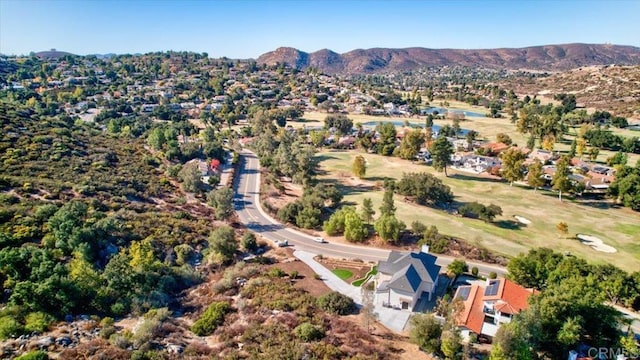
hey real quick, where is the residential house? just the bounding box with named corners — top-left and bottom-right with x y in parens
top-left (527, 149), bottom-right (555, 164)
top-left (455, 278), bottom-right (536, 341)
top-left (453, 155), bottom-right (501, 173)
top-left (374, 249), bottom-right (441, 311)
top-left (383, 102), bottom-right (400, 115)
top-left (451, 138), bottom-right (471, 151)
top-left (185, 158), bottom-right (222, 181)
top-left (141, 104), bottom-right (159, 113)
top-left (481, 142), bottom-right (510, 156)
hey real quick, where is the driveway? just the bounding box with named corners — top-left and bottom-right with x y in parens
top-left (294, 250), bottom-right (362, 303)
top-left (295, 250), bottom-right (411, 333)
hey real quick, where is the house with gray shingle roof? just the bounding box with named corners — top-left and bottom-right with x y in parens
top-left (374, 249), bottom-right (441, 311)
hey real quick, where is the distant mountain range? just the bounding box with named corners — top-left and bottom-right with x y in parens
top-left (256, 43), bottom-right (640, 74)
top-left (32, 50), bottom-right (134, 59)
top-left (34, 49), bottom-right (75, 59)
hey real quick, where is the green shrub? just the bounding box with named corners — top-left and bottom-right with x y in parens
top-left (0, 193), bottom-right (20, 205)
top-left (269, 267), bottom-right (287, 278)
top-left (191, 301), bottom-right (231, 336)
top-left (471, 267), bottom-right (479, 277)
top-left (241, 232), bottom-right (258, 252)
top-left (100, 325), bottom-right (116, 339)
top-left (0, 316), bottom-right (23, 339)
top-left (111, 302), bottom-right (128, 316)
top-left (317, 291), bottom-right (356, 315)
top-left (411, 220), bottom-right (427, 235)
top-left (110, 332), bottom-right (132, 349)
top-left (409, 314), bottom-right (442, 353)
top-left (294, 322), bottom-right (325, 341)
top-left (489, 271), bottom-right (497, 279)
top-left (15, 351), bottom-right (49, 360)
top-left (132, 308), bottom-right (171, 348)
top-left (24, 312), bottom-right (55, 333)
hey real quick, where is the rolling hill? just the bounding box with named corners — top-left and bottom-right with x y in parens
top-left (257, 43), bottom-right (640, 74)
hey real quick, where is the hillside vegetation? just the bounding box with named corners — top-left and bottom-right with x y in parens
top-left (501, 65), bottom-right (640, 119)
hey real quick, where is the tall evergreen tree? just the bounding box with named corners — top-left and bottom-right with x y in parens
top-left (360, 198), bottom-right (375, 224)
top-left (379, 186), bottom-right (396, 216)
top-left (430, 135), bottom-right (453, 176)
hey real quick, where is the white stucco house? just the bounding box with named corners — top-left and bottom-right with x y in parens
top-left (374, 249), bottom-right (441, 311)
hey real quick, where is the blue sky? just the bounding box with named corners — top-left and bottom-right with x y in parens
top-left (1, 0), bottom-right (639, 58)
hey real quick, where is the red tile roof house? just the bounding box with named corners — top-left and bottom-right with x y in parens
top-left (481, 142), bottom-right (511, 156)
top-left (454, 278), bottom-right (537, 341)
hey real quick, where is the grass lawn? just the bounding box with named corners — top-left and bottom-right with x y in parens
top-left (315, 149), bottom-right (640, 272)
top-left (331, 268), bottom-right (354, 281)
top-left (352, 266), bottom-right (378, 287)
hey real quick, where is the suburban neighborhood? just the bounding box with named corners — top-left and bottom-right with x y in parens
top-left (1, 2), bottom-right (640, 359)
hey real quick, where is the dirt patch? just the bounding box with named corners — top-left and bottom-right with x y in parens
top-left (344, 312), bottom-right (452, 359)
top-left (262, 175), bottom-right (303, 211)
top-left (275, 249), bottom-right (332, 297)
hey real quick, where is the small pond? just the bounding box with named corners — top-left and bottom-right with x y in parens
top-left (421, 106), bottom-right (487, 118)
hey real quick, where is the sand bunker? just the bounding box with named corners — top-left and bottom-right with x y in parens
top-left (513, 215), bottom-right (532, 225)
top-left (577, 234), bottom-right (617, 253)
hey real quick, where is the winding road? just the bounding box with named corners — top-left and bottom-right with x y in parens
top-left (233, 149), bottom-right (507, 277)
top-left (233, 149), bottom-right (640, 332)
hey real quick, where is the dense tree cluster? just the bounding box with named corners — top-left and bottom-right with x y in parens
top-left (323, 206), bottom-right (369, 242)
top-left (276, 183), bottom-right (342, 229)
top-left (395, 172), bottom-right (454, 207)
top-left (494, 248), bottom-right (640, 358)
top-left (458, 201), bottom-right (503, 222)
top-left (251, 124), bottom-right (316, 184)
top-left (409, 299), bottom-right (465, 359)
top-left (584, 128), bottom-right (640, 153)
top-left (609, 162), bottom-right (640, 210)
top-left (323, 114), bottom-right (353, 135)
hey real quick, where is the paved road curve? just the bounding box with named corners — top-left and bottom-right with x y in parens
top-left (234, 150), bottom-right (507, 276)
top-left (233, 150), bottom-right (640, 332)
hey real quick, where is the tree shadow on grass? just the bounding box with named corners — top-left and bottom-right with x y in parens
top-left (449, 173), bottom-right (504, 184)
top-left (314, 154), bottom-right (341, 164)
top-left (362, 176), bottom-right (391, 182)
top-left (292, 118), bottom-right (319, 123)
top-left (323, 178), bottom-right (376, 197)
top-left (495, 220), bottom-right (524, 230)
top-left (574, 199), bottom-right (621, 210)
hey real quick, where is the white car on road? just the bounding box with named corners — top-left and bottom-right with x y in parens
top-left (313, 237), bottom-right (326, 243)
